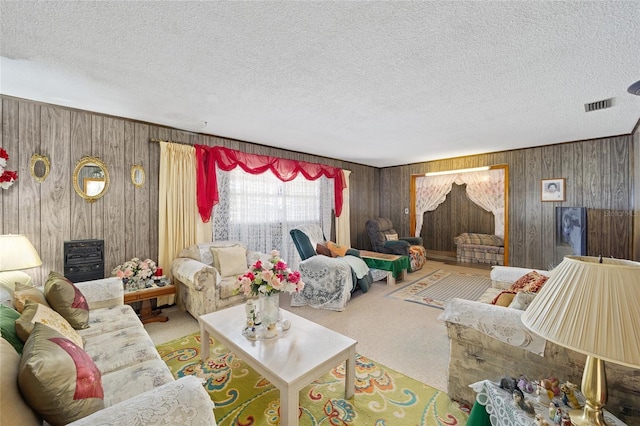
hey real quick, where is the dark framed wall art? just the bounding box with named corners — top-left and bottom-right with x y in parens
top-left (556, 207), bottom-right (587, 259)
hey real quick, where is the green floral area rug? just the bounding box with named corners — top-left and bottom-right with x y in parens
top-left (157, 332), bottom-right (469, 426)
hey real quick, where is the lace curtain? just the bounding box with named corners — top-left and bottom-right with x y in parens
top-left (459, 169), bottom-right (505, 237)
top-left (414, 174), bottom-right (458, 236)
top-left (213, 168), bottom-right (334, 269)
top-left (414, 168), bottom-right (505, 237)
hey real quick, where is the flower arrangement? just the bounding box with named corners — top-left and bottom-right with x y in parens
top-left (236, 250), bottom-right (304, 297)
top-left (112, 257), bottom-right (157, 282)
top-left (0, 148), bottom-right (18, 190)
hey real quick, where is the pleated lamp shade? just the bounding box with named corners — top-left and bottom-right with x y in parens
top-left (0, 234), bottom-right (43, 271)
top-left (521, 256), bottom-right (640, 369)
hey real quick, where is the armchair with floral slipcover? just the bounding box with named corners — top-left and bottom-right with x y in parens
top-left (289, 224), bottom-right (373, 311)
top-left (365, 217), bottom-right (427, 271)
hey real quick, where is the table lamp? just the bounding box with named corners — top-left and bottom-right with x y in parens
top-left (0, 234), bottom-right (42, 271)
top-left (521, 255), bottom-right (640, 426)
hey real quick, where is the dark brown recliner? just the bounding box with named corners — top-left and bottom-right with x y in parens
top-left (365, 217), bottom-right (426, 271)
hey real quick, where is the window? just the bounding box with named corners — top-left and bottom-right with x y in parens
top-left (213, 168), bottom-right (333, 266)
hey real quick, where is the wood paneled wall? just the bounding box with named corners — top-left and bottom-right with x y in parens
top-left (0, 96), bottom-right (379, 284)
top-left (379, 138), bottom-right (635, 270)
top-left (634, 122), bottom-right (640, 261)
top-left (1, 95), bottom-right (635, 279)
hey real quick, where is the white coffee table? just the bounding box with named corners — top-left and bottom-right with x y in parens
top-left (199, 304), bottom-right (357, 426)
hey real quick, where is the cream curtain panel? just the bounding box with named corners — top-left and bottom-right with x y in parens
top-left (158, 142), bottom-right (212, 308)
top-left (335, 170), bottom-right (351, 247)
top-left (414, 168), bottom-right (505, 238)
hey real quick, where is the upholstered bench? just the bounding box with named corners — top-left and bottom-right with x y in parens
top-left (453, 232), bottom-right (504, 265)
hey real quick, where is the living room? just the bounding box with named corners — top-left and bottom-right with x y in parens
top-left (2, 2), bottom-right (640, 425)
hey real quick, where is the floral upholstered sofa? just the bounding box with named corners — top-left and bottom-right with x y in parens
top-left (0, 271), bottom-right (215, 425)
top-left (440, 266), bottom-right (640, 424)
top-left (171, 241), bottom-right (270, 318)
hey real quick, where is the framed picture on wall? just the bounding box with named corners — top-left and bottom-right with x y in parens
top-left (541, 178), bottom-right (565, 202)
top-left (556, 207), bottom-right (587, 257)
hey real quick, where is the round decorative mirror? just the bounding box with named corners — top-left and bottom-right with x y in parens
top-left (73, 156), bottom-right (109, 202)
top-left (131, 164), bottom-right (145, 188)
top-left (30, 153), bottom-right (51, 183)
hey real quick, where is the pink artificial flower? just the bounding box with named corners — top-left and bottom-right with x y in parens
top-left (275, 260), bottom-right (287, 271)
top-left (288, 270), bottom-right (301, 284)
top-left (0, 148), bottom-right (8, 161)
top-left (261, 270), bottom-right (274, 281)
top-left (296, 281), bottom-right (305, 292)
top-left (270, 249), bottom-right (280, 258)
top-left (271, 277), bottom-right (283, 290)
top-left (115, 270), bottom-right (125, 279)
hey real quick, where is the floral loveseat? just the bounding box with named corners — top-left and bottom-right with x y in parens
top-left (0, 271), bottom-right (215, 426)
top-left (171, 241), bottom-right (270, 318)
top-left (453, 232), bottom-right (504, 265)
top-left (440, 266), bottom-right (640, 424)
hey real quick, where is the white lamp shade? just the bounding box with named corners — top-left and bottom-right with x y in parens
top-left (521, 256), bottom-right (640, 369)
top-left (0, 235), bottom-right (43, 271)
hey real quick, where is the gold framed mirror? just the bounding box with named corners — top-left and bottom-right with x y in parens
top-left (73, 156), bottom-right (109, 202)
top-left (29, 153), bottom-right (51, 183)
top-left (131, 164), bottom-right (145, 188)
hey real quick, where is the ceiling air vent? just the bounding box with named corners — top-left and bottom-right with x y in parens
top-left (584, 98), bottom-right (613, 112)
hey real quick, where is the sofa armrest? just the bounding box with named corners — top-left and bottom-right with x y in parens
top-left (383, 240), bottom-right (410, 255)
top-left (490, 266), bottom-right (550, 289)
top-left (75, 277), bottom-right (124, 310)
top-left (70, 376), bottom-right (216, 425)
top-left (171, 258), bottom-right (219, 291)
top-left (439, 298), bottom-right (546, 356)
top-left (400, 236), bottom-right (422, 246)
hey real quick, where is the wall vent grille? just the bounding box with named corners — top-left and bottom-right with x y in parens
top-left (584, 98), bottom-right (613, 112)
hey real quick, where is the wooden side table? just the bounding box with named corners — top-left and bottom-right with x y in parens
top-left (124, 284), bottom-right (176, 324)
top-left (359, 250), bottom-right (410, 285)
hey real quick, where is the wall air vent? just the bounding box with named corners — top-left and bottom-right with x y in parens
top-left (584, 98), bottom-right (613, 112)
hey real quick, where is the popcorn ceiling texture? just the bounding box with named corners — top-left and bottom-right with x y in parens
top-left (1, 1), bottom-right (639, 167)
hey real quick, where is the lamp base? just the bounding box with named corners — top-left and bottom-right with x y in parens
top-left (570, 356), bottom-right (609, 426)
top-left (569, 408), bottom-right (611, 426)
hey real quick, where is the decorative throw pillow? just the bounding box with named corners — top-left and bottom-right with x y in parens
top-left (316, 243), bottom-right (332, 257)
top-left (13, 282), bottom-right (50, 313)
top-left (18, 322), bottom-right (104, 425)
top-left (0, 338), bottom-right (41, 426)
top-left (509, 291), bottom-right (537, 310)
top-left (15, 300), bottom-right (84, 348)
top-left (0, 304), bottom-right (24, 354)
top-left (44, 271), bottom-right (90, 329)
top-left (508, 271), bottom-right (549, 293)
top-left (210, 244), bottom-right (246, 272)
top-left (216, 246), bottom-right (248, 277)
top-left (325, 241), bottom-right (348, 257)
top-left (490, 290), bottom-right (517, 307)
top-left (385, 233), bottom-right (399, 241)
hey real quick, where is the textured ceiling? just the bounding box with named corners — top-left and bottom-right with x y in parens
top-left (1, 1), bottom-right (639, 167)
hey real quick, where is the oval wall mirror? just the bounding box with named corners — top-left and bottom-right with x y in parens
top-left (30, 153), bottom-right (51, 183)
top-left (73, 156), bottom-right (110, 202)
top-left (131, 164), bottom-right (145, 188)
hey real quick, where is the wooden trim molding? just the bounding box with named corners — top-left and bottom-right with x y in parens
top-left (410, 163), bottom-right (509, 265)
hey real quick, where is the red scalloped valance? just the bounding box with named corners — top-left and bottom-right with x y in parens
top-left (195, 145), bottom-right (346, 222)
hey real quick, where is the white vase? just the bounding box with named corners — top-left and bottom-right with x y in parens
top-left (259, 293), bottom-right (280, 338)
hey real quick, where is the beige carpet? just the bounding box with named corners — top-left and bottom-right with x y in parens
top-left (145, 260), bottom-right (490, 393)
